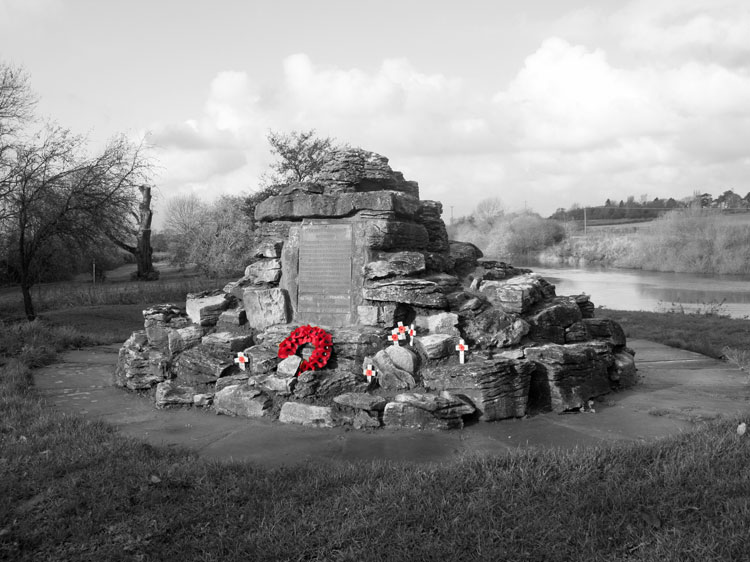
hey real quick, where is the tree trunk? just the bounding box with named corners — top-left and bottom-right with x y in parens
top-left (133, 185), bottom-right (159, 281)
top-left (21, 280), bottom-right (35, 321)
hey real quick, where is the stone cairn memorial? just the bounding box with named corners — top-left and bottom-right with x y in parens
top-left (115, 149), bottom-right (637, 430)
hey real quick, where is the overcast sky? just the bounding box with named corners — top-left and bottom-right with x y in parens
top-left (2, 0), bottom-right (749, 226)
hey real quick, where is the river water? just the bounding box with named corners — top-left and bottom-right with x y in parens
top-left (511, 262), bottom-right (750, 319)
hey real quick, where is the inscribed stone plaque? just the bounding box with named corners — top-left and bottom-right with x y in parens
top-left (297, 223), bottom-right (353, 325)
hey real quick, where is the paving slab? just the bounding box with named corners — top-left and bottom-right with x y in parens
top-left (32, 339), bottom-right (750, 467)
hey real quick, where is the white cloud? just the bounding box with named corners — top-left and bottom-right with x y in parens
top-left (150, 0), bottom-right (750, 226)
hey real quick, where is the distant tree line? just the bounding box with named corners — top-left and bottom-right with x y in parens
top-left (550, 190), bottom-right (750, 222)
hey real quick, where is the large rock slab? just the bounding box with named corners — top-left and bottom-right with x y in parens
top-left (167, 325), bottom-right (204, 355)
top-left (417, 200), bottom-right (450, 253)
top-left (363, 219), bottom-right (430, 251)
top-left (449, 241), bottom-right (483, 277)
top-left (255, 191), bottom-right (420, 222)
top-left (314, 149), bottom-right (420, 196)
top-left (363, 279), bottom-right (447, 308)
top-left (114, 331), bottom-right (169, 390)
top-left (460, 308), bottom-right (529, 349)
top-left (372, 346), bottom-right (417, 391)
top-left (524, 342), bottom-right (614, 412)
top-left (154, 380), bottom-right (196, 408)
top-left (213, 385), bottom-right (272, 417)
top-left (244, 258), bottom-right (282, 284)
top-left (244, 344), bottom-right (280, 374)
top-left (610, 351), bottom-right (637, 387)
top-left (415, 333), bottom-right (456, 360)
top-left (333, 392), bottom-right (388, 412)
top-left (170, 344), bottom-right (234, 385)
top-left (525, 298), bottom-right (582, 344)
top-left (279, 402), bottom-right (334, 428)
top-left (143, 304), bottom-right (190, 353)
top-left (364, 251), bottom-right (426, 280)
top-left (583, 318), bottom-right (627, 347)
top-left (423, 358), bottom-right (534, 420)
top-left (383, 391), bottom-right (474, 430)
top-left (186, 291), bottom-right (233, 326)
top-left (415, 312), bottom-right (459, 336)
top-left (242, 288), bottom-right (290, 330)
top-left (479, 274), bottom-right (548, 314)
top-left (200, 332), bottom-right (254, 355)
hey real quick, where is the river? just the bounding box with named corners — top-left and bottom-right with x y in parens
top-left (511, 262), bottom-right (750, 319)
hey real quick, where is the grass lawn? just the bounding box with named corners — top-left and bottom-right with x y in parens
top-left (1, 310), bottom-right (750, 561)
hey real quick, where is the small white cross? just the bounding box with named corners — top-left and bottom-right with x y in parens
top-left (455, 339), bottom-right (468, 364)
top-left (408, 324), bottom-right (416, 346)
top-left (234, 352), bottom-right (248, 371)
top-left (390, 329), bottom-right (404, 346)
top-left (363, 364), bottom-right (376, 382)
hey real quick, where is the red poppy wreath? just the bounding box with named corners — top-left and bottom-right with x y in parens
top-left (277, 325), bottom-right (333, 373)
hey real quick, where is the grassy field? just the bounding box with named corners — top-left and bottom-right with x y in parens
top-left (1, 298), bottom-right (750, 560)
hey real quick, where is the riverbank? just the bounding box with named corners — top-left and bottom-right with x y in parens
top-left (537, 209), bottom-right (750, 274)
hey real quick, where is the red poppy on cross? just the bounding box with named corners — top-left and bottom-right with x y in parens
top-left (408, 324), bottom-right (416, 346)
top-left (389, 331), bottom-right (401, 346)
top-left (234, 352), bottom-right (248, 371)
top-left (397, 321), bottom-right (407, 335)
top-left (455, 339), bottom-right (469, 364)
top-left (363, 364), bottom-right (376, 382)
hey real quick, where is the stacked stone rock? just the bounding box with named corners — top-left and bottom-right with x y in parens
top-left (115, 149), bottom-right (637, 430)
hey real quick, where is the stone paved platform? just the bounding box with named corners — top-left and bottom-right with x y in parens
top-left (32, 340), bottom-right (750, 468)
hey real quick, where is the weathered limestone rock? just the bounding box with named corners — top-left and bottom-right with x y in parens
top-left (167, 325), bottom-right (203, 355)
top-left (526, 298), bottom-right (582, 344)
top-left (415, 334), bottom-right (456, 360)
top-left (186, 290), bottom-right (233, 326)
top-left (363, 219), bottom-right (430, 251)
top-left (143, 305), bottom-right (190, 353)
top-left (575, 294), bottom-right (595, 318)
top-left (244, 344), bottom-right (280, 374)
top-left (256, 191), bottom-right (420, 222)
top-left (279, 402), bottom-right (334, 427)
top-left (480, 274), bottom-right (546, 314)
top-left (244, 258), bottom-right (282, 284)
top-left (277, 355), bottom-right (302, 377)
top-left (460, 308), bottom-right (524, 349)
top-left (114, 331), bottom-right (169, 390)
top-left (372, 346), bottom-right (417, 390)
top-left (200, 332), bottom-right (254, 355)
top-left (314, 149), bottom-right (420, 196)
top-left (415, 311), bottom-right (459, 336)
top-left (449, 241), bottom-right (483, 277)
top-left (291, 371), bottom-right (318, 399)
top-left (216, 306), bottom-right (248, 330)
top-left (333, 392), bottom-right (388, 412)
top-left (154, 380), bottom-right (195, 408)
top-left (610, 351), bottom-right (637, 387)
top-left (251, 239), bottom-right (283, 259)
top-left (584, 318), bottom-right (627, 348)
top-left (417, 200), bottom-right (450, 253)
top-left (423, 358), bottom-right (534, 421)
top-left (170, 344), bottom-right (233, 385)
top-left (213, 385), bottom-right (272, 417)
top-left (476, 260), bottom-right (532, 281)
top-left (193, 393), bottom-right (213, 407)
top-left (524, 342), bottom-right (614, 412)
top-left (565, 321), bottom-right (590, 343)
top-left (383, 392), bottom-right (474, 429)
top-left (214, 373), bottom-right (250, 392)
top-left (364, 251), bottom-right (426, 280)
top-left (242, 288), bottom-right (290, 330)
top-left (256, 373), bottom-right (294, 394)
top-left (353, 410), bottom-right (381, 429)
top-left (363, 279), bottom-right (447, 308)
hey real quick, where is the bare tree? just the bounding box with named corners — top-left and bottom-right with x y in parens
top-left (4, 127), bottom-right (153, 319)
